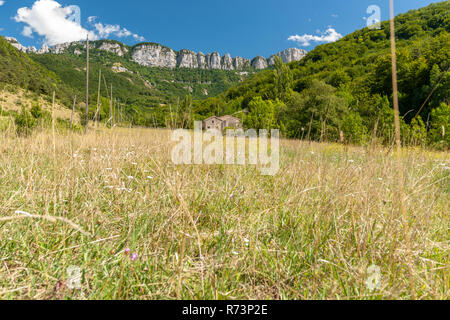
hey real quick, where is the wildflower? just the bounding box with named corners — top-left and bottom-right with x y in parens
top-left (128, 176), bottom-right (135, 180)
top-left (349, 159), bottom-right (355, 164)
top-left (124, 248), bottom-right (131, 255)
top-left (130, 253), bottom-right (139, 261)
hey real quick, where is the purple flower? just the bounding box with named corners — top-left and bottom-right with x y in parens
top-left (124, 248), bottom-right (131, 255)
top-left (130, 253), bottom-right (138, 261)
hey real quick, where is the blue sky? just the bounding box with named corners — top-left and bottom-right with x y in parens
top-left (0, 0), bottom-right (444, 58)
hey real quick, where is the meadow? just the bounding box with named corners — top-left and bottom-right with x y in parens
top-left (0, 127), bottom-right (448, 299)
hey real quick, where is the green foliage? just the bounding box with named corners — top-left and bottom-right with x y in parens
top-left (342, 112), bottom-right (369, 145)
top-left (273, 56), bottom-right (293, 101)
top-left (409, 116), bottom-right (427, 147)
top-left (14, 107), bottom-right (36, 136)
top-left (428, 102), bottom-right (449, 149)
top-left (0, 37), bottom-right (76, 107)
top-left (244, 97), bottom-right (282, 130)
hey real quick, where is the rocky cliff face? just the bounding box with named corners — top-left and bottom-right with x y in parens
top-left (268, 48), bottom-right (308, 66)
top-left (131, 43), bottom-right (177, 68)
top-left (251, 56), bottom-right (268, 70)
top-left (4, 37), bottom-right (307, 71)
top-left (98, 42), bottom-right (129, 57)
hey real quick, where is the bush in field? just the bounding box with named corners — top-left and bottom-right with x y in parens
top-left (428, 103), bottom-right (449, 150)
top-left (0, 116), bottom-right (12, 131)
top-left (341, 112), bottom-right (369, 145)
top-left (409, 116), bottom-right (427, 147)
top-left (14, 107), bottom-right (36, 136)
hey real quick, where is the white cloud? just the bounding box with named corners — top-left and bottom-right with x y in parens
top-left (331, 14), bottom-right (339, 18)
top-left (14, 0), bottom-right (145, 46)
top-left (89, 17), bottom-right (145, 42)
top-left (14, 0), bottom-right (97, 45)
top-left (288, 28), bottom-right (343, 47)
top-left (22, 26), bottom-right (33, 38)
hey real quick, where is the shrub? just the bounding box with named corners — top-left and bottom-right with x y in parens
top-left (14, 107), bottom-right (36, 136)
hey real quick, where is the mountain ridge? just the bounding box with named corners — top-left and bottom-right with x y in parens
top-left (4, 37), bottom-right (307, 71)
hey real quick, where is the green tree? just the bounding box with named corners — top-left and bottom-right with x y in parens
top-left (244, 97), bottom-right (282, 130)
top-left (341, 112), bottom-right (369, 145)
top-left (273, 56), bottom-right (293, 102)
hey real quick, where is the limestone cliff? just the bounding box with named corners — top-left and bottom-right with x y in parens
top-left (4, 37), bottom-right (307, 71)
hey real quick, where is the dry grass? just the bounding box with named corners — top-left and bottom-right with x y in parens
top-left (0, 88), bottom-right (79, 122)
top-left (0, 127), bottom-right (448, 300)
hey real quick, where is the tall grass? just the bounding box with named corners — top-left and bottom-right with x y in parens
top-left (0, 128), bottom-right (448, 299)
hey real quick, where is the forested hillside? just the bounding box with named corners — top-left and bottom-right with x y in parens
top-left (194, 2), bottom-right (449, 148)
top-left (31, 43), bottom-right (248, 126)
top-left (0, 36), bottom-right (253, 127)
top-left (0, 36), bottom-right (75, 104)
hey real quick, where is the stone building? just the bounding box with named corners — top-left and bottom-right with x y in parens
top-left (202, 115), bottom-right (242, 131)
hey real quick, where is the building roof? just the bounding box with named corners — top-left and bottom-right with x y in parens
top-left (203, 115), bottom-right (240, 122)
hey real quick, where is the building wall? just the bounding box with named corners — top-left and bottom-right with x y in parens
top-left (203, 116), bottom-right (242, 131)
top-left (203, 118), bottom-right (223, 131)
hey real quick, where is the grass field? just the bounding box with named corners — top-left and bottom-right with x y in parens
top-left (0, 127), bottom-right (448, 300)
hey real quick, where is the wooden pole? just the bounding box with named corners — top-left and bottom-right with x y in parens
top-left (52, 91), bottom-right (56, 153)
top-left (70, 95), bottom-right (76, 129)
top-left (95, 69), bottom-right (102, 127)
top-left (390, 0), bottom-right (414, 299)
top-left (85, 35), bottom-right (90, 133)
top-left (110, 84), bottom-right (113, 127)
top-left (390, 2), bottom-right (401, 151)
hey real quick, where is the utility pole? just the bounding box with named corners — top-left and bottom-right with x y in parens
top-left (85, 35), bottom-right (90, 133)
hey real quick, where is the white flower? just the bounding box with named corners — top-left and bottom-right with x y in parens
top-left (349, 160), bottom-right (355, 163)
top-left (127, 176), bottom-right (134, 180)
